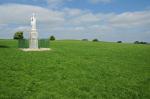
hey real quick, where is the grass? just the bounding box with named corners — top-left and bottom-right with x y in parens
top-left (0, 39), bottom-right (150, 99)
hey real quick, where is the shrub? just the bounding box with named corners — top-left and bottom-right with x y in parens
top-left (117, 41), bottom-right (122, 43)
top-left (13, 31), bottom-right (24, 40)
top-left (82, 39), bottom-right (88, 41)
top-left (50, 36), bottom-right (55, 41)
top-left (93, 39), bottom-right (99, 42)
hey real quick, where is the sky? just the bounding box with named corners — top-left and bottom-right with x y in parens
top-left (0, 0), bottom-right (150, 42)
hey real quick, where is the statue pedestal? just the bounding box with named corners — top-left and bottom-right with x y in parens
top-left (29, 30), bottom-right (38, 49)
top-left (20, 48), bottom-right (51, 51)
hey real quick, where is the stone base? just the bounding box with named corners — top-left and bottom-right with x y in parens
top-left (20, 48), bottom-right (51, 52)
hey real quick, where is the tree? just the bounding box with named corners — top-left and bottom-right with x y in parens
top-left (93, 38), bottom-right (99, 42)
top-left (49, 35), bottom-right (55, 41)
top-left (13, 31), bottom-right (24, 39)
top-left (134, 41), bottom-right (140, 44)
top-left (134, 41), bottom-right (147, 44)
top-left (140, 42), bottom-right (147, 44)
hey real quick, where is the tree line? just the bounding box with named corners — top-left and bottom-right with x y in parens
top-left (13, 31), bottom-right (56, 41)
top-left (13, 31), bottom-right (149, 44)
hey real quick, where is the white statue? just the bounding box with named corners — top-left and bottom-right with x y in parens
top-left (29, 13), bottom-right (38, 49)
top-left (31, 13), bottom-right (36, 30)
top-left (21, 13), bottom-right (50, 51)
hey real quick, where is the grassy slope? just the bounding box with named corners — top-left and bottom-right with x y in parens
top-left (0, 40), bottom-right (150, 99)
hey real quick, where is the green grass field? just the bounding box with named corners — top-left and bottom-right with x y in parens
top-left (0, 40), bottom-right (150, 99)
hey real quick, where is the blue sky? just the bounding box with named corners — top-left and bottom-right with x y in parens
top-left (0, 0), bottom-right (150, 42)
top-left (65, 0), bottom-right (150, 13)
top-left (0, 0), bottom-right (149, 13)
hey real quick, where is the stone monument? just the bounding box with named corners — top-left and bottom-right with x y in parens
top-left (29, 13), bottom-right (38, 49)
top-left (20, 13), bottom-right (50, 51)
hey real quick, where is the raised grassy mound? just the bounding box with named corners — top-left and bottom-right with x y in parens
top-left (0, 40), bottom-right (150, 99)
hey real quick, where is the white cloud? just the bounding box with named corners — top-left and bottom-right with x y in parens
top-left (0, 4), bottom-right (65, 25)
top-left (38, 0), bottom-right (72, 8)
top-left (46, 0), bottom-right (65, 8)
top-left (63, 8), bottom-right (84, 17)
top-left (109, 11), bottom-right (150, 28)
top-left (34, 0), bottom-right (112, 8)
top-left (0, 3), bottom-right (150, 42)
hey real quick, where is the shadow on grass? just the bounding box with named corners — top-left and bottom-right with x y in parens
top-left (0, 45), bottom-right (10, 48)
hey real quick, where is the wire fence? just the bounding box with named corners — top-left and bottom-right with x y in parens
top-left (39, 39), bottom-right (50, 48)
top-left (18, 39), bottom-right (50, 48)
